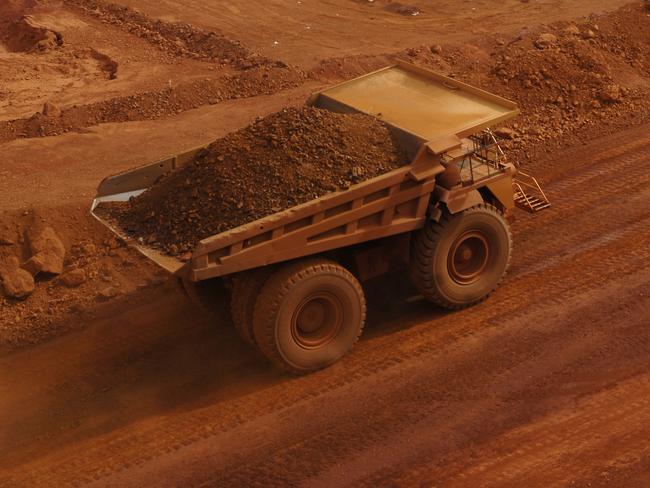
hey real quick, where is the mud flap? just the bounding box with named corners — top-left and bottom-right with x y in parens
top-left (484, 176), bottom-right (515, 210)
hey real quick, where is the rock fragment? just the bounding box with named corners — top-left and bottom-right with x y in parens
top-left (493, 127), bottom-right (518, 139)
top-left (22, 255), bottom-right (46, 276)
top-left (564, 25), bottom-right (581, 36)
top-left (534, 33), bottom-right (558, 49)
top-left (25, 225), bottom-right (65, 275)
top-left (35, 31), bottom-right (60, 51)
top-left (80, 243), bottom-right (97, 256)
top-left (0, 255), bottom-right (35, 299)
top-left (60, 268), bottom-right (87, 288)
top-left (599, 84), bottom-right (622, 103)
top-left (42, 102), bottom-right (62, 117)
top-left (97, 286), bottom-right (118, 301)
top-left (0, 225), bottom-right (15, 245)
top-left (582, 29), bottom-right (596, 40)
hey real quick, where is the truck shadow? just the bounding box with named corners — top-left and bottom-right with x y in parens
top-left (362, 271), bottom-right (446, 338)
top-left (0, 273), bottom-right (445, 470)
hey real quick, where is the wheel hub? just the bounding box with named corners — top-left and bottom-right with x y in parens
top-left (448, 231), bottom-right (490, 284)
top-left (291, 292), bottom-right (343, 349)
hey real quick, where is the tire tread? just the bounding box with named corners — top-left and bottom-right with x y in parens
top-left (253, 258), bottom-right (366, 374)
top-left (231, 268), bottom-right (272, 348)
top-left (410, 204), bottom-right (512, 310)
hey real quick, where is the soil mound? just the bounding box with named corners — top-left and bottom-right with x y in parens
top-left (65, 0), bottom-right (269, 69)
top-left (391, 2), bottom-right (650, 164)
top-left (103, 107), bottom-right (409, 255)
top-left (0, 64), bottom-right (304, 143)
top-left (2, 15), bottom-right (62, 52)
top-left (487, 15), bottom-right (648, 116)
top-left (0, 206), bottom-right (161, 352)
top-left (477, 4), bottom-right (650, 161)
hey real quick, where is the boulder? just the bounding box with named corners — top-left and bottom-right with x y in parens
top-left (97, 286), bottom-right (118, 301)
top-left (493, 127), bottom-right (518, 140)
top-left (599, 84), bottom-right (622, 103)
top-left (564, 25), bottom-right (581, 36)
top-left (60, 268), bottom-right (87, 288)
top-left (35, 30), bottom-right (59, 51)
top-left (583, 29), bottom-right (596, 39)
top-left (0, 225), bottom-right (15, 246)
top-left (79, 243), bottom-right (97, 256)
top-left (534, 33), bottom-right (558, 49)
top-left (22, 254), bottom-right (46, 276)
top-left (0, 255), bottom-right (35, 299)
top-left (42, 102), bottom-right (62, 117)
top-left (25, 225), bottom-right (65, 275)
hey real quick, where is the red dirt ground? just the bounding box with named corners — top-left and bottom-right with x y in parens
top-left (1, 0), bottom-right (649, 486)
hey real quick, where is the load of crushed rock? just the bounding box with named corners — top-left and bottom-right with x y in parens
top-left (102, 107), bottom-right (409, 256)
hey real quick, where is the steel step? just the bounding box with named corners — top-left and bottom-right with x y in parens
top-left (513, 171), bottom-right (550, 213)
top-left (514, 194), bottom-right (551, 212)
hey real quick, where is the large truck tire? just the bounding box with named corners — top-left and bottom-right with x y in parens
top-left (253, 258), bottom-right (366, 374)
top-left (410, 204), bottom-right (512, 310)
top-left (230, 267), bottom-right (273, 348)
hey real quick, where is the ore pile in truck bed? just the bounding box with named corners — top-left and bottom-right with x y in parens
top-left (100, 107), bottom-right (409, 256)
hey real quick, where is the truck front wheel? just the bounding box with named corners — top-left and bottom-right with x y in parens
top-left (410, 204), bottom-right (512, 309)
top-left (253, 258), bottom-right (366, 374)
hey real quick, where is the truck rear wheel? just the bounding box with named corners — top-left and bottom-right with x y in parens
top-left (410, 204), bottom-right (512, 309)
top-left (230, 268), bottom-right (272, 348)
top-left (180, 277), bottom-right (223, 315)
top-left (253, 258), bottom-right (366, 374)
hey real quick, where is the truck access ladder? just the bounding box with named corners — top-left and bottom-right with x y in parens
top-left (446, 130), bottom-right (551, 213)
top-left (513, 171), bottom-right (551, 212)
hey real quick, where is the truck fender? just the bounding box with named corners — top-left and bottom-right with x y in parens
top-left (432, 186), bottom-right (484, 215)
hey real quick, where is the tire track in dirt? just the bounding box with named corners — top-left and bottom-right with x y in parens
top-left (1, 147), bottom-right (648, 486)
top-left (3, 222), bottom-right (646, 486)
top-left (2, 124), bottom-right (649, 486)
top-left (387, 324), bottom-right (650, 487)
top-left (521, 126), bottom-right (650, 185)
top-left (217, 278), bottom-right (650, 488)
top-left (507, 150), bottom-right (650, 277)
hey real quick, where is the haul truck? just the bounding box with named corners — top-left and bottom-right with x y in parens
top-left (92, 61), bottom-right (549, 373)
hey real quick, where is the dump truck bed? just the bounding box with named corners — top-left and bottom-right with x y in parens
top-left (91, 62), bottom-right (518, 281)
top-left (91, 151), bottom-right (444, 278)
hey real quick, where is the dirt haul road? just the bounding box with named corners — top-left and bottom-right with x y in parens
top-left (1, 0), bottom-right (650, 486)
top-left (99, 0), bottom-right (632, 68)
top-left (1, 123), bottom-right (649, 487)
